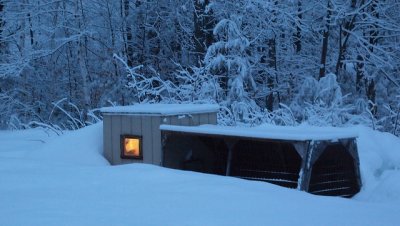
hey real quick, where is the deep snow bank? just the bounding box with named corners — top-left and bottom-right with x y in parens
top-left (355, 126), bottom-right (400, 202)
top-left (0, 123), bottom-right (400, 226)
top-left (0, 159), bottom-right (399, 226)
top-left (25, 123), bottom-right (109, 166)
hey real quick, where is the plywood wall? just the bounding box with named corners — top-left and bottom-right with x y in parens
top-left (103, 112), bottom-right (217, 165)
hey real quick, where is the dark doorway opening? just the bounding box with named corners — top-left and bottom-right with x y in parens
top-left (230, 140), bottom-right (302, 188)
top-left (308, 144), bottom-right (360, 197)
top-left (162, 134), bottom-right (228, 175)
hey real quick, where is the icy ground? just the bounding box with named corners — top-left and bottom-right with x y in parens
top-left (1, 123), bottom-right (400, 226)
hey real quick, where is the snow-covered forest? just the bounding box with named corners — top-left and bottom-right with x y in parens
top-left (0, 0), bottom-right (399, 134)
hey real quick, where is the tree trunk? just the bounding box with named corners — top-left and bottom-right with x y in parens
top-left (266, 37), bottom-right (276, 111)
top-left (355, 55), bottom-right (364, 94)
top-left (369, 1), bottom-right (379, 51)
top-left (27, 14), bottom-right (34, 47)
top-left (266, 1), bottom-right (278, 112)
top-left (106, 1), bottom-right (119, 79)
top-left (294, 0), bottom-right (302, 53)
top-left (336, 0), bottom-right (366, 75)
top-left (124, 0), bottom-right (134, 67)
top-left (319, 1), bottom-right (331, 79)
top-left (77, 0), bottom-right (90, 121)
top-left (136, 0), bottom-right (146, 66)
top-left (0, 2), bottom-right (4, 53)
top-left (366, 78), bottom-right (377, 115)
top-left (78, 40), bottom-right (90, 120)
top-left (366, 0), bottom-right (379, 116)
top-left (193, 0), bottom-right (213, 67)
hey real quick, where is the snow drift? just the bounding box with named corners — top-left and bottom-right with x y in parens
top-left (0, 123), bottom-right (399, 226)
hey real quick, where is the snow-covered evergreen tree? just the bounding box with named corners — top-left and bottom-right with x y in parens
top-left (204, 18), bottom-right (259, 124)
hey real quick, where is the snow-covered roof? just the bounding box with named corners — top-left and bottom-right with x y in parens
top-left (160, 124), bottom-right (359, 141)
top-left (101, 104), bottom-right (219, 116)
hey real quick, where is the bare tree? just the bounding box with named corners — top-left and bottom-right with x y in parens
top-left (319, 0), bottom-right (332, 79)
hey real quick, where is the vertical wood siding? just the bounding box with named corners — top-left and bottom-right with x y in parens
top-left (104, 111), bottom-right (217, 165)
top-left (141, 116), bottom-right (153, 164)
top-left (103, 115), bottom-right (112, 163)
top-left (199, 113), bottom-right (209, 124)
top-left (152, 116), bottom-right (162, 165)
top-left (111, 115), bottom-right (122, 165)
top-left (209, 112), bottom-right (217, 124)
top-left (191, 114), bottom-right (201, 126)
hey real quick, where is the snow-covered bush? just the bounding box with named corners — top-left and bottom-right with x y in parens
top-left (290, 73), bottom-right (372, 127)
top-left (379, 95), bottom-right (400, 136)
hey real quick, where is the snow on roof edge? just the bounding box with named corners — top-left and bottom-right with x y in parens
top-left (160, 124), bottom-right (359, 141)
top-left (101, 104), bottom-right (219, 116)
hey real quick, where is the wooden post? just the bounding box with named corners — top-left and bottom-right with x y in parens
top-left (225, 138), bottom-right (237, 176)
top-left (160, 132), bottom-right (168, 167)
top-left (298, 141), bottom-right (311, 191)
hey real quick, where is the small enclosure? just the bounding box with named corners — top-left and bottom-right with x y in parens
top-left (161, 124), bottom-right (362, 197)
top-left (101, 104), bottom-right (219, 165)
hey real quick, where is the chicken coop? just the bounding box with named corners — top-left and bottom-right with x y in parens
top-left (160, 124), bottom-right (362, 197)
top-left (101, 104), bottom-right (219, 165)
top-left (102, 104), bottom-right (362, 197)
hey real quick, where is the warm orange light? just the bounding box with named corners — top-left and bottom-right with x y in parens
top-left (124, 138), bottom-right (140, 157)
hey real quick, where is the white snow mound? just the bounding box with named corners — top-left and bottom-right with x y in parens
top-left (0, 123), bottom-right (400, 226)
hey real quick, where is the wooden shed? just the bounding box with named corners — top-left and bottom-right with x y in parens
top-left (101, 104), bottom-right (219, 165)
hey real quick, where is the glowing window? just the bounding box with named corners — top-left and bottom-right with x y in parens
top-left (121, 135), bottom-right (142, 159)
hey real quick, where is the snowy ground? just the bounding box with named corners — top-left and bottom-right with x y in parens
top-left (1, 123), bottom-right (400, 226)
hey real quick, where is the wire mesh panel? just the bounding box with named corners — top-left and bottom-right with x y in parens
top-left (182, 137), bottom-right (228, 175)
top-left (308, 144), bottom-right (360, 197)
top-left (200, 137), bottom-right (228, 175)
top-left (230, 140), bottom-right (302, 189)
